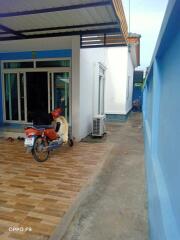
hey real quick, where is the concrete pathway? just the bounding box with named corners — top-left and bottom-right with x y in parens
top-left (57, 113), bottom-right (148, 240)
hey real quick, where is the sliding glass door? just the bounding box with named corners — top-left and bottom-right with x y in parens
top-left (2, 58), bottom-right (71, 124)
top-left (48, 71), bottom-right (71, 123)
top-left (4, 73), bottom-right (18, 120)
top-left (3, 72), bottom-right (26, 122)
top-left (54, 72), bottom-right (70, 122)
top-left (3, 71), bottom-right (71, 124)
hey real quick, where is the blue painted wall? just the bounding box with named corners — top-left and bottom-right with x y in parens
top-left (0, 69), bottom-right (3, 125)
top-left (0, 49), bottom-right (72, 125)
top-left (143, 1), bottom-right (180, 239)
top-left (157, 30), bottom-right (180, 225)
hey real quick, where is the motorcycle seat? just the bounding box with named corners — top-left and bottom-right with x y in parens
top-left (25, 125), bottom-right (53, 130)
top-left (33, 125), bottom-right (53, 130)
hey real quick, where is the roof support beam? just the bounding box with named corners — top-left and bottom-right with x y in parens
top-left (81, 44), bottom-right (126, 48)
top-left (0, 1), bottom-right (111, 18)
top-left (23, 28), bottom-right (121, 39)
top-left (0, 28), bottom-right (121, 41)
top-left (0, 32), bottom-right (7, 35)
top-left (0, 24), bottom-right (25, 38)
top-left (17, 21), bottom-right (119, 34)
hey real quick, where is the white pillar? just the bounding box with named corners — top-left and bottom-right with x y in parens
top-left (71, 36), bottom-right (81, 141)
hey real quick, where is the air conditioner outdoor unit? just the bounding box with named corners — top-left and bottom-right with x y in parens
top-left (92, 115), bottom-right (106, 137)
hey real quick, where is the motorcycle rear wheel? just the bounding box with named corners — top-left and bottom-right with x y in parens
top-left (32, 136), bottom-right (49, 162)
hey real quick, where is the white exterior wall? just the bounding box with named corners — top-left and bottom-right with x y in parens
top-left (78, 46), bottom-right (135, 139)
top-left (79, 48), bottom-right (106, 139)
top-left (0, 36), bottom-right (82, 141)
top-left (105, 47), bottom-right (134, 115)
top-left (126, 51), bottom-right (134, 113)
top-left (0, 36), bottom-right (72, 52)
top-left (0, 36), bottom-right (135, 140)
top-left (105, 47), bottom-right (128, 114)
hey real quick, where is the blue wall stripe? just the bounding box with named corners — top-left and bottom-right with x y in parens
top-left (0, 49), bottom-right (72, 60)
top-left (0, 69), bottom-right (2, 125)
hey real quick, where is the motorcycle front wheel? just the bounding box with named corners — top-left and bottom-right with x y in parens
top-left (32, 136), bottom-right (49, 162)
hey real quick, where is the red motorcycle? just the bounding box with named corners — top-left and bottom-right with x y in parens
top-left (24, 108), bottom-right (73, 162)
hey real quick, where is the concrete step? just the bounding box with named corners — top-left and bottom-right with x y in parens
top-left (0, 131), bottom-right (25, 139)
top-left (0, 128), bottom-right (25, 139)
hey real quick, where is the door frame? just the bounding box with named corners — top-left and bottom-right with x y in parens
top-left (98, 64), bottom-right (106, 115)
top-left (1, 58), bottom-right (72, 124)
top-left (48, 71), bottom-right (72, 126)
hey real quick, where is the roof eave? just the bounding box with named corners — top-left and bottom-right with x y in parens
top-left (111, 0), bottom-right (128, 45)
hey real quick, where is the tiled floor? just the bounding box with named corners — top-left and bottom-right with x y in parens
top-left (0, 139), bottom-right (111, 240)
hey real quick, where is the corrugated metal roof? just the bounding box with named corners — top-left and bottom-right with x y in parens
top-left (0, 0), bottom-right (127, 45)
top-left (1, 6), bottom-right (117, 31)
top-left (0, 0), bottom-right (107, 13)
